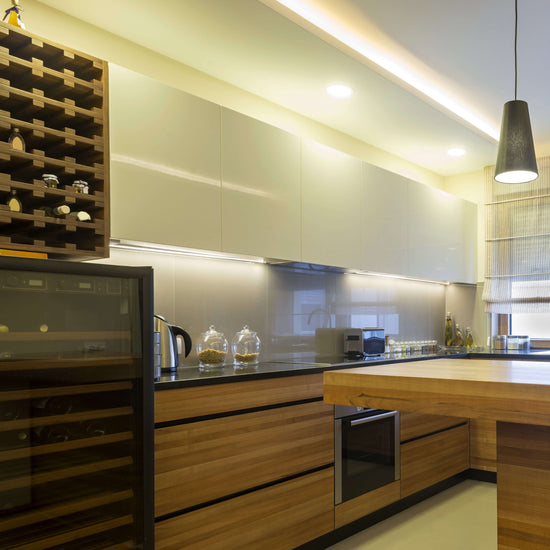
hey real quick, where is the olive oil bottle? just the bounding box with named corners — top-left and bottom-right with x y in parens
top-left (444, 312), bottom-right (454, 346)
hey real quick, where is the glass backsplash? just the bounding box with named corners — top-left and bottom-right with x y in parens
top-left (96, 248), bottom-right (477, 364)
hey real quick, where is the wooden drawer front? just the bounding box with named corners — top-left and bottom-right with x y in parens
top-left (401, 423), bottom-right (469, 498)
top-left (400, 411), bottom-right (468, 442)
top-left (155, 401), bottom-right (334, 517)
top-left (154, 373), bottom-right (323, 423)
top-left (335, 480), bottom-right (400, 529)
top-left (155, 467), bottom-right (335, 550)
top-left (469, 418), bottom-right (496, 472)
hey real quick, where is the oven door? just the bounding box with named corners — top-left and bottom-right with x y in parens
top-left (335, 409), bottom-right (400, 505)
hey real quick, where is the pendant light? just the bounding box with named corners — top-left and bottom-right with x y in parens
top-left (494, 0), bottom-right (538, 183)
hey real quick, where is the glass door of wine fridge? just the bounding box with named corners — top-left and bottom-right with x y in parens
top-left (0, 256), bottom-right (154, 550)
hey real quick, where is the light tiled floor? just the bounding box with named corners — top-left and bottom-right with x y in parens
top-left (327, 480), bottom-right (497, 550)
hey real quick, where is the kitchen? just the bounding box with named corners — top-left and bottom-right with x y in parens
top-left (1, 0), bottom-right (549, 549)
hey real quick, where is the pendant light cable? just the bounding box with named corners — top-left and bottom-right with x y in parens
top-left (514, 0), bottom-right (518, 100)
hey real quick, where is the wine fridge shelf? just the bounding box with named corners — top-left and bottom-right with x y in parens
top-left (0, 373), bottom-right (139, 549)
top-left (0, 21), bottom-right (109, 260)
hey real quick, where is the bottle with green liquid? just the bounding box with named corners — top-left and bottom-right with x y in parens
top-left (444, 312), bottom-right (454, 347)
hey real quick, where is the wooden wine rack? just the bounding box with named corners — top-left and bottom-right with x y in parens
top-left (0, 21), bottom-right (109, 259)
top-left (0, 361), bottom-right (140, 549)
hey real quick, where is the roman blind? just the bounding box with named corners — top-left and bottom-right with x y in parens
top-left (483, 156), bottom-right (550, 313)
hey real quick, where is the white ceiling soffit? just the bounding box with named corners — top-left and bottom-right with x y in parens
top-left (33, 0), bottom-right (529, 176)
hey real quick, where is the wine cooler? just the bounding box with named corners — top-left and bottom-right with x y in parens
top-left (0, 256), bottom-right (154, 549)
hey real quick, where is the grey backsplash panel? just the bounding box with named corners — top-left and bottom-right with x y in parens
top-left (96, 248), bottom-right (475, 365)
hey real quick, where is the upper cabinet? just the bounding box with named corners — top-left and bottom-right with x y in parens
top-left (361, 163), bottom-right (409, 275)
top-left (109, 65), bottom-right (222, 251)
top-left (407, 180), bottom-right (476, 283)
top-left (221, 108), bottom-right (301, 261)
top-left (301, 140), bottom-right (362, 268)
top-left (105, 66), bottom-right (475, 281)
top-left (0, 22), bottom-right (108, 259)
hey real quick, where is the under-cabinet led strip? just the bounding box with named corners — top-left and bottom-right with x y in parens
top-left (348, 270), bottom-right (450, 286)
top-left (109, 239), bottom-right (265, 264)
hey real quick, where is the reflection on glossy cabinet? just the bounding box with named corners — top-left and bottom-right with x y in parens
top-left (301, 140), bottom-right (362, 268)
top-left (407, 180), bottom-right (476, 283)
top-left (361, 163), bottom-right (408, 274)
top-left (109, 65), bottom-right (222, 250)
top-left (221, 108), bottom-right (301, 260)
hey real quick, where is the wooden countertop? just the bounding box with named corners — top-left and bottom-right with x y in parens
top-left (323, 358), bottom-right (550, 426)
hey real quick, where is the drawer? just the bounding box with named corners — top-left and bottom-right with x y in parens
top-left (401, 423), bottom-right (469, 498)
top-left (155, 467), bottom-right (335, 550)
top-left (155, 400), bottom-right (334, 517)
top-left (154, 373), bottom-right (323, 423)
top-left (400, 411), bottom-right (468, 442)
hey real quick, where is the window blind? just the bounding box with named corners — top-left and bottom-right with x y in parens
top-left (483, 156), bottom-right (550, 313)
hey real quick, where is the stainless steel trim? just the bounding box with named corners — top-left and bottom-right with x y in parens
top-left (334, 418), bottom-right (343, 505)
top-left (349, 410), bottom-right (398, 426)
top-left (394, 412), bottom-right (401, 480)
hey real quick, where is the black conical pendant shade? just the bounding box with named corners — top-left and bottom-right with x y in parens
top-left (495, 100), bottom-right (538, 183)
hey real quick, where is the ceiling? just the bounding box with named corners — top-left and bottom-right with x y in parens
top-left (35, 0), bottom-right (550, 177)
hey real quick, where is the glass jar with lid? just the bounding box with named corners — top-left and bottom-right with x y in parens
top-left (232, 325), bottom-right (261, 366)
top-left (197, 325), bottom-right (228, 369)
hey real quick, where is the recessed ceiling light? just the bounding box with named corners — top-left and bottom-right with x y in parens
top-left (447, 148), bottom-right (466, 157)
top-left (326, 84), bottom-right (353, 98)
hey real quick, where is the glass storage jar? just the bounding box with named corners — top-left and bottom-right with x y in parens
top-left (232, 325), bottom-right (261, 366)
top-left (197, 325), bottom-right (228, 369)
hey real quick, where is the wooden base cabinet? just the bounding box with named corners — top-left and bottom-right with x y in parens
top-left (155, 400), bottom-right (334, 517)
top-left (401, 423), bottom-right (469, 498)
top-left (155, 467), bottom-right (334, 550)
top-left (469, 418), bottom-right (497, 472)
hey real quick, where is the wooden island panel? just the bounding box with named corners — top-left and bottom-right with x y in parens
top-left (323, 358), bottom-right (550, 550)
top-left (324, 358), bottom-right (550, 426)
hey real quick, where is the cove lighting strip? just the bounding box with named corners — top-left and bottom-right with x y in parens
top-left (271, 0), bottom-right (499, 141)
top-left (109, 239), bottom-right (265, 264)
top-left (348, 270), bottom-right (450, 286)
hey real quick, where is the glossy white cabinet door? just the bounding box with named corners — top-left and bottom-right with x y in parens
top-left (301, 140), bottom-right (362, 268)
top-left (109, 65), bottom-right (222, 250)
top-left (221, 109), bottom-right (301, 260)
top-left (361, 163), bottom-right (409, 275)
top-left (407, 180), bottom-right (476, 283)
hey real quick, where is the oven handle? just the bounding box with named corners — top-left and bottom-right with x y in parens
top-left (349, 410), bottom-right (398, 426)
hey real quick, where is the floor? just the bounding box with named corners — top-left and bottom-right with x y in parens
top-left (327, 480), bottom-right (497, 550)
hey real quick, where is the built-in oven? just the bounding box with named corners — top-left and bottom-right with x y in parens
top-left (335, 405), bottom-right (400, 505)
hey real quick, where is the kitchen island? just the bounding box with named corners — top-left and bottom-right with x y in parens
top-left (324, 358), bottom-right (550, 549)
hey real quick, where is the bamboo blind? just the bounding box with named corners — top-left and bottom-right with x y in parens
top-left (483, 156), bottom-right (550, 313)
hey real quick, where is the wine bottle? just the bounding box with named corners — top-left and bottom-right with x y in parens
top-left (68, 210), bottom-right (92, 222)
top-left (6, 190), bottom-right (22, 213)
top-left (34, 425), bottom-right (73, 444)
top-left (0, 429), bottom-right (31, 450)
top-left (36, 204), bottom-right (71, 218)
top-left (32, 396), bottom-right (75, 416)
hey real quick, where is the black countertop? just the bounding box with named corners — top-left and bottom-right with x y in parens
top-left (154, 347), bottom-right (550, 390)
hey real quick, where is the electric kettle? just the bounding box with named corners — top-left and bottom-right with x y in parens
top-left (154, 315), bottom-right (192, 372)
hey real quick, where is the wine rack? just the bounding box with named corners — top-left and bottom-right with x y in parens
top-left (0, 366), bottom-right (143, 549)
top-left (0, 21), bottom-right (109, 259)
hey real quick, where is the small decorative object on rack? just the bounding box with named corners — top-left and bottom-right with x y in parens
top-left (2, 0), bottom-right (24, 29)
top-left (0, 19), bottom-right (109, 258)
top-left (8, 126), bottom-right (25, 150)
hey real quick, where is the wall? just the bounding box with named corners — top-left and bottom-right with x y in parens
top-left (95, 248), bottom-right (454, 364)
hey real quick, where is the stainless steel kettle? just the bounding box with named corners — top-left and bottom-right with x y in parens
top-left (154, 315), bottom-right (192, 372)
